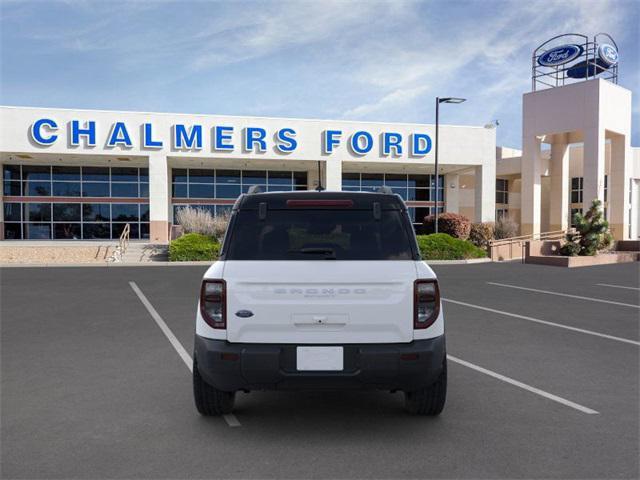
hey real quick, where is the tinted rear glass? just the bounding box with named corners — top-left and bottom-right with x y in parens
top-left (225, 209), bottom-right (415, 260)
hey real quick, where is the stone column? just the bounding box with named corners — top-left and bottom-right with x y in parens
top-left (324, 159), bottom-right (342, 191)
top-left (445, 173), bottom-right (459, 213)
top-left (148, 153), bottom-right (170, 244)
top-left (609, 134), bottom-right (631, 240)
top-left (549, 134), bottom-right (570, 232)
top-left (474, 163), bottom-right (495, 222)
top-left (582, 126), bottom-right (606, 211)
top-left (521, 135), bottom-right (542, 236)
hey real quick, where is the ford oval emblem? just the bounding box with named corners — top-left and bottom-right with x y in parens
top-left (235, 309), bottom-right (254, 318)
top-left (538, 44), bottom-right (583, 67)
top-left (598, 44), bottom-right (618, 66)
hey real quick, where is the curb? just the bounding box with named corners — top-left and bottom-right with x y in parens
top-left (0, 261), bottom-right (214, 268)
top-left (1, 259), bottom-right (493, 268)
top-left (425, 258), bottom-right (492, 265)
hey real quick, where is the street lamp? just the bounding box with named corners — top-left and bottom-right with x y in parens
top-left (434, 97), bottom-right (466, 233)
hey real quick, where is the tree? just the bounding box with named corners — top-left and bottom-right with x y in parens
top-left (560, 199), bottom-right (613, 256)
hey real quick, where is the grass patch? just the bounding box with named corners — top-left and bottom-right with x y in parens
top-left (416, 233), bottom-right (487, 260)
top-left (169, 233), bottom-right (220, 262)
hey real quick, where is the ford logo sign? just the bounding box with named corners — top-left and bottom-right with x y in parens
top-left (538, 44), bottom-right (583, 67)
top-left (235, 310), bottom-right (254, 318)
top-left (598, 44), bottom-right (618, 66)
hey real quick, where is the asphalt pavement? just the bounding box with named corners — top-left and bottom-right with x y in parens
top-left (1, 261), bottom-right (638, 479)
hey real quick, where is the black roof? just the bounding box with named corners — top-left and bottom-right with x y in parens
top-left (235, 190), bottom-right (406, 210)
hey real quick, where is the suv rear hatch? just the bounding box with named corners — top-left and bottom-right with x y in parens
top-left (220, 193), bottom-right (420, 344)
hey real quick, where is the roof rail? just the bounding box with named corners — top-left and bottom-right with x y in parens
top-left (375, 186), bottom-right (394, 195)
top-left (246, 185), bottom-right (263, 194)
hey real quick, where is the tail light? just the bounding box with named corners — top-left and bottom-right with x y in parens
top-left (414, 279), bottom-right (440, 329)
top-left (200, 279), bottom-right (226, 329)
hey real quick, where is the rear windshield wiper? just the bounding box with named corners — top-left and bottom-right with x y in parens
top-left (289, 247), bottom-right (337, 259)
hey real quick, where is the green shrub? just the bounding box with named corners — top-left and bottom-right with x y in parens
top-left (416, 233), bottom-right (487, 260)
top-left (469, 222), bottom-right (495, 249)
top-left (169, 233), bottom-right (220, 261)
top-left (560, 199), bottom-right (613, 256)
top-left (423, 213), bottom-right (471, 240)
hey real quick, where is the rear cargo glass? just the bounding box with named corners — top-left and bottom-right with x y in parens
top-left (224, 209), bottom-right (415, 260)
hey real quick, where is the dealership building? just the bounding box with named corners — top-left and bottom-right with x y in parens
top-left (0, 34), bottom-right (638, 244)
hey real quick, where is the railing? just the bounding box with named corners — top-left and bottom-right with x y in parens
top-left (489, 229), bottom-right (572, 262)
top-left (106, 223), bottom-right (131, 263)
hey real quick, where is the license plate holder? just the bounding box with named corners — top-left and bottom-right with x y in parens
top-left (296, 346), bottom-right (344, 371)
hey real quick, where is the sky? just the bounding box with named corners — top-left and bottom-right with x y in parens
top-left (1, 0), bottom-right (638, 148)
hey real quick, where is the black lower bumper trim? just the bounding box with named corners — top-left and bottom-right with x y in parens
top-left (194, 335), bottom-right (446, 392)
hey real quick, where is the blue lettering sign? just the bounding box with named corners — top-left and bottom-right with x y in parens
top-left (173, 124), bottom-right (202, 150)
top-left (71, 120), bottom-right (96, 147)
top-left (538, 44), bottom-right (583, 67)
top-left (598, 44), bottom-right (618, 66)
top-left (143, 123), bottom-right (163, 148)
top-left (350, 131), bottom-right (373, 155)
top-left (244, 127), bottom-right (267, 152)
top-left (30, 118), bottom-right (58, 145)
top-left (214, 126), bottom-right (234, 151)
top-left (107, 122), bottom-right (132, 148)
top-left (275, 128), bottom-right (297, 153)
top-left (382, 132), bottom-right (403, 156)
top-left (411, 133), bottom-right (432, 156)
top-left (323, 130), bottom-right (342, 154)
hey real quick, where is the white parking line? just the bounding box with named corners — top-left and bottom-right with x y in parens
top-left (129, 281), bottom-right (241, 428)
top-left (596, 283), bottom-right (640, 291)
top-left (443, 298), bottom-right (640, 346)
top-left (447, 355), bottom-right (599, 415)
top-left (487, 282), bottom-right (640, 309)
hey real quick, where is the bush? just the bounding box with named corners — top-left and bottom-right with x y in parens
top-left (416, 233), bottom-right (487, 260)
top-left (176, 207), bottom-right (217, 238)
top-left (560, 199), bottom-right (613, 256)
top-left (469, 222), bottom-right (495, 249)
top-left (169, 233), bottom-right (220, 261)
top-left (494, 216), bottom-right (519, 239)
top-left (423, 213), bottom-right (471, 240)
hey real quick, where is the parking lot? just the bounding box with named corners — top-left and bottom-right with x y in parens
top-left (1, 261), bottom-right (639, 479)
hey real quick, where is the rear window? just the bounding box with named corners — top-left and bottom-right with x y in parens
top-left (224, 209), bottom-right (416, 260)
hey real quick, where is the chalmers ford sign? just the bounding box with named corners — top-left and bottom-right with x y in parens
top-left (29, 118), bottom-right (434, 157)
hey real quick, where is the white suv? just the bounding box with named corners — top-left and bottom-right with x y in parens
top-left (193, 190), bottom-right (446, 415)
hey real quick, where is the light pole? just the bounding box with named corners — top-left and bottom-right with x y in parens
top-left (434, 97), bottom-right (466, 233)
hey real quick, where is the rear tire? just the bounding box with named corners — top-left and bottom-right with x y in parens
top-left (404, 359), bottom-right (447, 415)
top-left (193, 357), bottom-right (236, 415)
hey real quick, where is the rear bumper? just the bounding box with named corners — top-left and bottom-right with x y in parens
top-left (194, 335), bottom-right (446, 392)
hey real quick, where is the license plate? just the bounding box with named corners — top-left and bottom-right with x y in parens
top-left (296, 346), bottom-right (344, 371)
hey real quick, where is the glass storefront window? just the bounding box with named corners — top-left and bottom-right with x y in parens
top-left (53, 204), bottom-right (81, 222)
top-left (4, 203), bottom-right (21, 221)
top-left (24, 223), bottom-right (52, 239)
top-left (3, 165), bottom-right (21, 181)
top-left (52, 166), bottom-right (80, 181)
top-left (110, 167), bottom-right (139, 181)
top-left (54, 223), bottom-right (81, 239)
top-left (112, 204), bottom-right (139, 222)
top-left (82, 167), bottom-right (109, 182)
top-left (83, 204), bottom-right (111, 221)
top-left (188, 183), bottom-right (215, 199)
top-left (216, 170), bottom-right (241, 184)
top-left (82, 182), bottom-right (110, 197)
top-left (25, 181), bottom-right (51, 196)
top-left (22, 165), bottom-right (51, 181)
top-left (111, 183), bottom-right (139, 198)
top-left (3, 181), bottom-right (21, 196)
top-left (216, 184), bottom-right (241, 198)
top-left (25, 203), bottom-right (51, 222)
top-left (52, 182), bottom-right (81, 197)
top-left (83, 223), bottom-right (111, 239)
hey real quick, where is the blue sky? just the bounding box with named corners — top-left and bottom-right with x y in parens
top-left (1, 0), bottom-right (638, 148)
